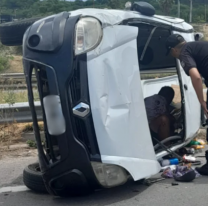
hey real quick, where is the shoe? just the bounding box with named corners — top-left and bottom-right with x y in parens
top-left (195, 150), bottom-right (208, 176)
top-left (206, 150), bottom-right (208, 161)
top-left (196, 164), bottom-right (208, 176)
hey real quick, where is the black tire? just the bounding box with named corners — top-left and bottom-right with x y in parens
top-left (23, 162), bottom-right (48, 193)
top-left (0, 17), bottom-right (41, 46)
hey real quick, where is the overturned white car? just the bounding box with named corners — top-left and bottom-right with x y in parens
top-left (0, 1), bottom-right (204, 197)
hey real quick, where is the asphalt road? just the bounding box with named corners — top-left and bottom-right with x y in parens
top-left (1, 150), bottom-right (208, 206)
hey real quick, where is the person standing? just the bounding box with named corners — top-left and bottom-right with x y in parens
top-left (166, 34), bottom-right (208, 175)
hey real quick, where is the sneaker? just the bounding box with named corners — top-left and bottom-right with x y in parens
top-left (196, 164), bottom-right (208, 176)
top-left (206, 150), bottom-right (208, 162)
top-left (195, 150), bottom-right (208, 176)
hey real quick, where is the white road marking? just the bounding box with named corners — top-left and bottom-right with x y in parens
top-left (0, 186), bottom-right (29, 194)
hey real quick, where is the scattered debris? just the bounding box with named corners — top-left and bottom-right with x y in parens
top-left (144, 178), bottom-right (166, 186)
top-left (161, 164), bottom-right (200, 182)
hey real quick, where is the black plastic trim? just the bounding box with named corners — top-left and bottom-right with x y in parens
top-left (69, 54), bottom-right (101, 161)
top-left (123, 18), bottom-right (194, 33)
top-left (23, 13), bottom-right (102, 196)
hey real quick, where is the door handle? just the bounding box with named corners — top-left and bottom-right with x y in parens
top-left (184, 84), bottom-right (188, 90)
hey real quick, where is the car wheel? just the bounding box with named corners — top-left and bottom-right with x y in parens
top-left (23, 162), bottom-right (48, 193)
top-left (0, 17), bottom-right (41, 46)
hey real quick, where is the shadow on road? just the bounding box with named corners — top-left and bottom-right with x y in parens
top-left (1, 174), bottom-right (24, 188)
top-left (50, 180), bottom-right (148, 205)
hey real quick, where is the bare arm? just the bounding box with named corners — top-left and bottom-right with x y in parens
top-left (189, 68), bottom-right (204, 104)
top-left (189, 68), bottom-right (208, 117)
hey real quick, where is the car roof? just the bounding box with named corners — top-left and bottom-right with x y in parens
top-left (70, 8), bottom-right (193, 31)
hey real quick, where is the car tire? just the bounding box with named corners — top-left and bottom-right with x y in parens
top-left (0, 17), bottom-right (41, 46)
top-left (23, 162), bottom-right (48, 193)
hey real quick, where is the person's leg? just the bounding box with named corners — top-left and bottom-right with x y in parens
top-left (196, 150), bottom-right (208, 176)
top-left (203, 79), bottom-right (208, 141)
top-left (150, 115), bottom-right (174, 141)
top-left (206, 86), bottom-right (208, 142)
top-left (196, 80), bottom-right (208, 175)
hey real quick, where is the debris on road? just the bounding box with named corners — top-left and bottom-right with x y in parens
top-left (171, 182), bottom-right (179, 186)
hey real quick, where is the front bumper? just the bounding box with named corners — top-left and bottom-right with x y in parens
top-left (22, 12), bottom-right (101, 196)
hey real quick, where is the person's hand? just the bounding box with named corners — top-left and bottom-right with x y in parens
top-left (201, 101), bottom-right (208, 118)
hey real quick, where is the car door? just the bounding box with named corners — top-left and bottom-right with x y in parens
top-left (173, 31), bottom-right (201, 140)
top-left (87, 25), bottom-right (161, 181)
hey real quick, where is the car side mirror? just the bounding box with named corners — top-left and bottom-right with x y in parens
top-left (194, 32), bottom-right (204, 41)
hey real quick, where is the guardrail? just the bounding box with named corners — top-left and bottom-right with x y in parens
top-left (0, 102), bottom-right (42, 124)
top-left (0, 73), bottom-right (25, 79)
top-left (140, 68), bottom-right (177, 74)
top-left (0, 73), bottom-right (35, 79)
top-left (0, 73), bottom-right (37, 90)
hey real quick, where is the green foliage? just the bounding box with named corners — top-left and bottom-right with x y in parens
top-left (157, 0), bottom-right (175, 15)
top-left (0, 44), bottom-right (11, 73)
top-left (0, 0), bottom-right (207, 23)
top-left (3, 90), bottom-right (16, 105)
top-left (0, 56), bottom-right (10, 72)
top-left (26, 140), bottom-right (37, 148)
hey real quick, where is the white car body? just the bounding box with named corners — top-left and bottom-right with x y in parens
top-left (69, 9), bottom-right (202, 181)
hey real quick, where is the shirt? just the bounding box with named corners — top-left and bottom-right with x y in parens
top-left (144, 94), bottom-right (167, 124)
top-left (179, 41), bottom-right (208, 80)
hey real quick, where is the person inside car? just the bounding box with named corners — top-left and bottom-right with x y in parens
top-left (166, 33), bottom-right (208, 175)
top-left (144, 86), bottom-right (176, 143)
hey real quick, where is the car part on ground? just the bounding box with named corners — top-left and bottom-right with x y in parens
top-left (23, 162), bottom-right (48, 193)
top-left (154, 136), bottom-right (182, 151)
top-left (152, 136), bottom-right (183, 161)
top-left (144, 178), bottom-right (165, 186)
top-left (0, 17), bottom-right (41, 46)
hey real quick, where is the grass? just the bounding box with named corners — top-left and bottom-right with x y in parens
top-left (26, 140), bottom-right (37, 148)
top-left (140, 73), bottom-right (176, 80)
top-left (0, 90), bottom-right (39, 104)
top-left (0, 122), bottom-right (44, 147)
top-left (22, 122), bottom-right (44, 133)
top-left (4, 55), bottom-right (23, 73)
top-left (0, 123), bottom-right (24, 146)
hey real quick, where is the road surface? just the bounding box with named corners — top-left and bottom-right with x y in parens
top-left (0, 149), bottom-right (208, 206)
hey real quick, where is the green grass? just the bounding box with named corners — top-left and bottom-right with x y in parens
top-left (0, 90), bottom-right (39, 104)
top-left (140, 73), bottom-right (176, 80)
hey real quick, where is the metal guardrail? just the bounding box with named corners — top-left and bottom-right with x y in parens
top-left (0, 84), bottom-right (37, 89)
top-left (140, 68), bottom-right (177, 74)
top-left (0, 102), bottom-right (42, 124)
top-left (1, 69), bottom-right (177, 79)
top-left (0, 73), bottom-right (25, 79)
top-left (0, 73), bottom-right (37, 90)
top-left (0, 73), bottom-right (35, 79)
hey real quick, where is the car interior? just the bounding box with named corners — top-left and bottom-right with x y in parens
top-left (128, 22), bottom-right (185, 152)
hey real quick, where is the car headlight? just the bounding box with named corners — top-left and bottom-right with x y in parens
top-left (74, 17), bottom-right (102, 55)
top-left (91, 162), bottom-right (128, 188)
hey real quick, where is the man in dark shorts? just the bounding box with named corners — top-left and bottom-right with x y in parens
top-left (166, 33), bottom-right (208, 175)
top-left (144, 86), bottom-right (176, 143)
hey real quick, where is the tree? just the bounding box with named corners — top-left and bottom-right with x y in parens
top-left (0, 0), bottom-right (207, 23)
top-left (107, 0), bottom-right (121, 9)
top-left (157, 0), bottom-right (175, 15)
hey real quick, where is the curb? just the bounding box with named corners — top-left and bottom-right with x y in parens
top-left (0, 185), bottom-right (29, 194)
top-left (0, 130), bottom-right (206, 151)
top-left (0, 144), bottom-right (29, 150)
top-left (21, 132), bottom-right (44, 141)
top-left (0, 132), bottom-right (44, 151)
